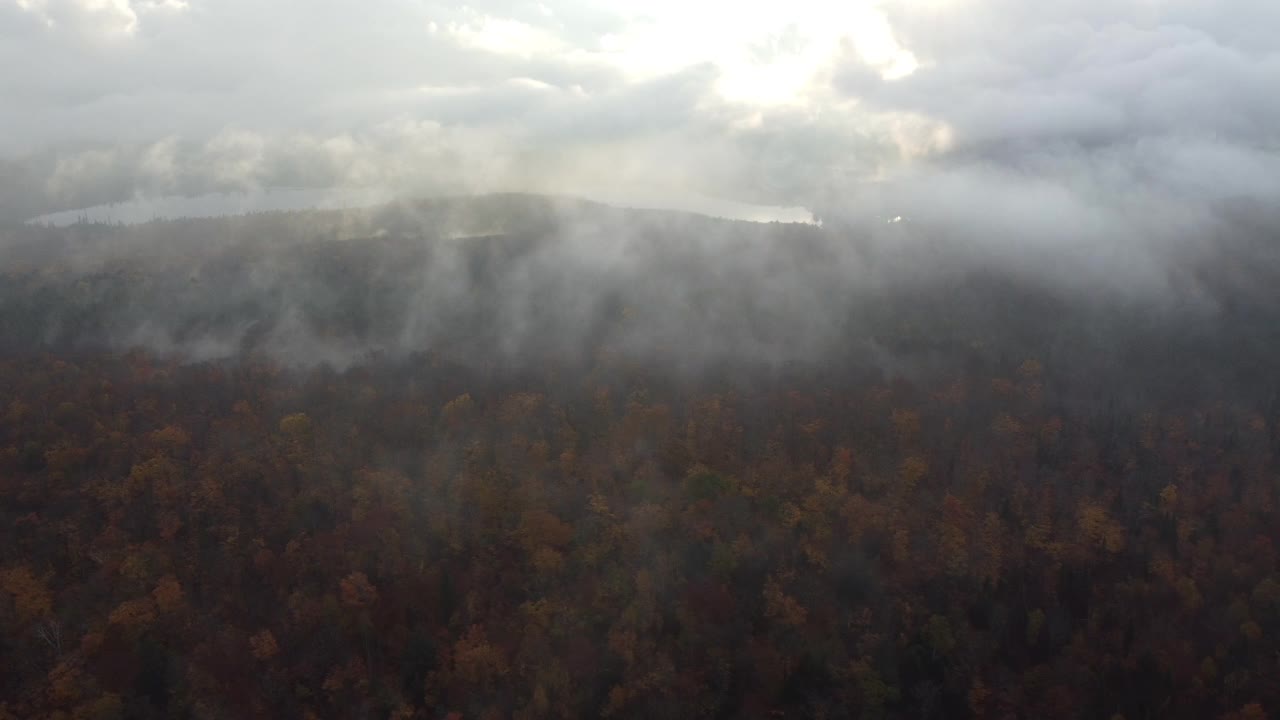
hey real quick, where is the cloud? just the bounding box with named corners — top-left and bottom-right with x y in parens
top-left (0, 0), bottom-right (924, 215)
top-left (0, 0), bottom-right (1277, 278)
top-left (846, 5), bottom-right (1280, 152)
top-left (12, 0), bottom-right (143, 35)
top-left (810, 0), bottom-right (1280, 291)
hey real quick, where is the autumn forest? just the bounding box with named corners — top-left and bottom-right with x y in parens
top-left (2, 197), bottom-right (1280, 719)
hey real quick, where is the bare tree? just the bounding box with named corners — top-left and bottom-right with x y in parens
top-left (34, 617), bottom-right (62, 657)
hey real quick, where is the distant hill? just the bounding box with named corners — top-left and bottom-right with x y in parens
top-left (1, 193), bottom-right (1277, 404)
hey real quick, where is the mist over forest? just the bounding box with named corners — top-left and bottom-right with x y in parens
top-left (4, 194), bottom-right (1279, 398)
top-left (3, 192), bottom-right (1280, 719)
top-left (4, 0), bottom-right (1280, 718)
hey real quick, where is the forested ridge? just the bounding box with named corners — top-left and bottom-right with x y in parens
top-left (2, 197), bottom-right (1280, 719)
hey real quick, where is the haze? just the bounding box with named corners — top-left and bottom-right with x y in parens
top-left (2, 0), bottom-right (1275, 242)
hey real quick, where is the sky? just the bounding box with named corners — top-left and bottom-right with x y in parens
top-left (2, 0), bottom-right (1279, 232)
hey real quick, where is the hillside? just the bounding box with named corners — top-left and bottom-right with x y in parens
top-left (1, 196), bottom-right (1279, 719)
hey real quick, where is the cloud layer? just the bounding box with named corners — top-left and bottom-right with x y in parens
top-left (2, 0), bottom-right (1278, 257)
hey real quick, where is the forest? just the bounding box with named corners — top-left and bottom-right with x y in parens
top-left (2, 195), bottom-right (1280, 719)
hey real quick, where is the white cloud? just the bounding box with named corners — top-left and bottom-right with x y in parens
top-left (447, 13), bottom-right (566, 58)
top-left (12, 0), bottom-right (147, 35)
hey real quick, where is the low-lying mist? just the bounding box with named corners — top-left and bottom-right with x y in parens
top-left (3, 193), bottom-right (1277, 406)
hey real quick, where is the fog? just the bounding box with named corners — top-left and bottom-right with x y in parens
top-left (2, 0), bottom-right (1279, 381)
top-left (27, 188), bottom-right (813, 227)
